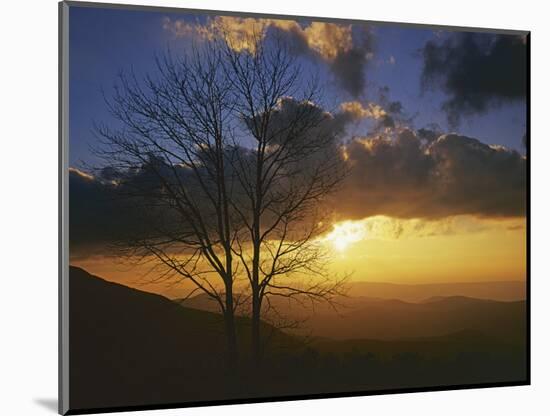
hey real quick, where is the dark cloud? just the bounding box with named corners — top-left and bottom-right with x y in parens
top-left (164, 16), bottom-right (374, 97)
top-left (258, 97), bottom-right (348, 144)
top-left (269, 24), bottom-right (373, 97)
top-left (380, 114), bottom-right (395, 128)
top-left (70, 103), bottom-right (526, 255)
top-left (335, 130), bottom-right (526, 219)
top-left (373, 86), bottom-right (408, 130)
top-left (330, 43), bottom-right (371, 96)
top-left (71, 98), bottom-right (349, 254)
top-left (387, 101), bottom-right (403, 114)
top-left (70, 153), bottom-right (220, 256)
top-left (70, 161), bottom-right (214, 256)
top-left (417, 127), bottom-right (442, 143)
top-left (69, 168), bottom-right (135, 252)
top-left (421, 33), bottom-right (527, 126)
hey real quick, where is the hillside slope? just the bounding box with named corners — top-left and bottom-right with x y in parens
top-left (68, 267), bottom-right (527, 412)
top-left (68, 266), bottom-right (293, 411)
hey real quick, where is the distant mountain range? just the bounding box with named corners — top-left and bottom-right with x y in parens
top-left (304, 295), bottom-right (526, 340)
top-left (348, 280), bottom-right (526, 302)
top-left (68, 266), bottom-right (527, 412)
top-left (176, 283), bottom-right (526, 341)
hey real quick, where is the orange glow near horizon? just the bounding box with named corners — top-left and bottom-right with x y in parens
top-left (323, 215), bottom-right (526, 284)
top-left (70, 214), bottom-right (527, 298)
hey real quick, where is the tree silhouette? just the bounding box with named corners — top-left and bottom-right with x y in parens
top-left (219, 32), bottom-right (348, 364)
top-left (94, 27), bottom-right (347, 368)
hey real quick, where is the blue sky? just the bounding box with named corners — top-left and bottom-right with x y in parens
top-left (69, 5), bottom-right (527, 166)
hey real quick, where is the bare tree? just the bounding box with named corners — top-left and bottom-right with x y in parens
top-left (94, 43), bottom-right (242, 364)
top-left (94, 28), bottom-right (347, 369)
top-left (218, 31), bottom-right (348, 365)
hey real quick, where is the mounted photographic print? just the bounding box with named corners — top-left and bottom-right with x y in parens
top-left (59, 1), bottom-right (530, 414)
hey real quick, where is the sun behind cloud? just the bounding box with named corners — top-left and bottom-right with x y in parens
top-left (323, 220), bottom-right (367, 252)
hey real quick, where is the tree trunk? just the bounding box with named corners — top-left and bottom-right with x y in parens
top-left (251, 144), bottom-right (264, 368)
top-left (251, 234), bottom-right (262, 367)
top-left (224, 284), bottom-right (238, 366)
top-left (251, 286), bottom-right (261, 367)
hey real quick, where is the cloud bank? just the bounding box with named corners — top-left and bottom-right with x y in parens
top-left (336, 129), bottom-right (526, 219)
top-left (163, 16), bottom-right (373, 96)
top-left (421, 33), bottom-right (527, 126)
top-left (70, 126), bottom-right (526, 255)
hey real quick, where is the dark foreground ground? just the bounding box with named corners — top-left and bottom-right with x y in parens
top-left (68, 266), bottom-right (527, 413)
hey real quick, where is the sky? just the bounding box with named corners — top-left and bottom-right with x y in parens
top-left (68, 5), bottom-right (527, 294)
top-left (69, 6), bottom-right (527, 166)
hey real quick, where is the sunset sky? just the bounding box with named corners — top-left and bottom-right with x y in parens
top-left (68, 5), bottom-right (527, 297)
